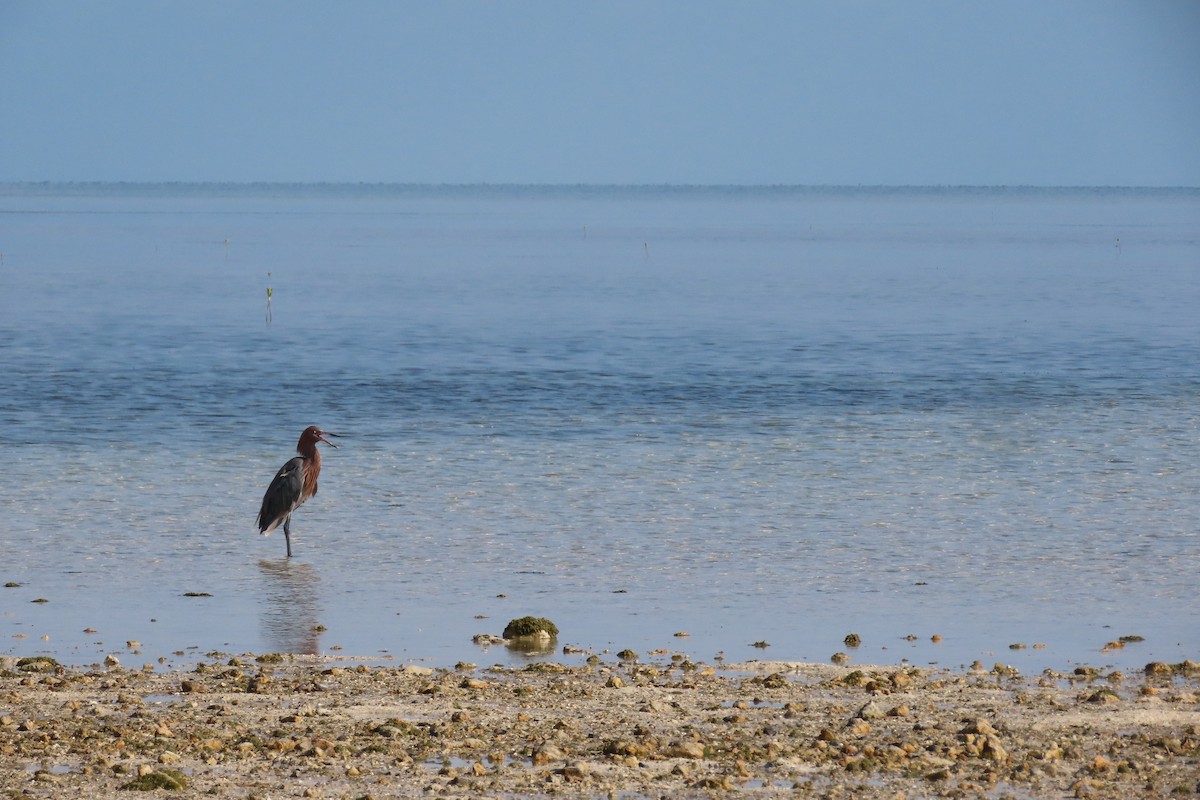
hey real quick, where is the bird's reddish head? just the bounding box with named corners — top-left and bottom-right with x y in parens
top-left (297, 425), bottom-right (339, 453)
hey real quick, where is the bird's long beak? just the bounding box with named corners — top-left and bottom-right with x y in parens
top-left (317, 431), bottom-right (341, 448)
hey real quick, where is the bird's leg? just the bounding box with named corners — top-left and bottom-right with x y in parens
top-left (284, 516), bottom-right (293, 558)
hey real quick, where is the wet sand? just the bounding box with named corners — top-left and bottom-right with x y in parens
top-left (2, 653), bottom-right (1197, 799)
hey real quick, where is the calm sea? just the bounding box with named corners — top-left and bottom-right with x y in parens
top-left (1, 183), bottom-right (1197, 673)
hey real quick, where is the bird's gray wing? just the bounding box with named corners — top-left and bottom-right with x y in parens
top-left (256, 456), bottom-right (305, 533)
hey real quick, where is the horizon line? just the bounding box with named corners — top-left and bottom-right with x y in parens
top-left (1, 180), bottom-right (1197, 192)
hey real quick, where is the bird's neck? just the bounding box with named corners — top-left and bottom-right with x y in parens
top-left (299, 444), bottom-right (322, 467)
top-left (299, 444), bottom-right (322, 500)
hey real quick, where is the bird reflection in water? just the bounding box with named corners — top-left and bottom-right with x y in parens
top-left (258, 559), bottom-right (322, 654)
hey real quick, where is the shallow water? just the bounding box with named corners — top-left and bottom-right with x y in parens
top-left (1, 184), bottom-right (1197, 673)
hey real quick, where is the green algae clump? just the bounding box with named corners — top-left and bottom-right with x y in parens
top-left (120, 769), bottom-right (188, 791)
top-left (503, 616), bottom-right (559, 639)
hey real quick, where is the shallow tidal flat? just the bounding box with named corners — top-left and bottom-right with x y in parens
top-left (2, 653), bottom-right (1198, 799)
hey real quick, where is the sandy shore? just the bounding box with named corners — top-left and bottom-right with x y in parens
top-left (1, 652), bottom-right (1197, 799)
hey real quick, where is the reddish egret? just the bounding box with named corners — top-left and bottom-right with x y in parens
top-left (256, 426), bottom-right (339, 558)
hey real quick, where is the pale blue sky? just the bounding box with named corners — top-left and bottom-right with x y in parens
top-left (2, 1), bottom-right (1197, 185)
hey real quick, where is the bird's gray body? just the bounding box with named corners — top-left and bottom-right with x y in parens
top-left (256, 456), bottom-right (308, 538)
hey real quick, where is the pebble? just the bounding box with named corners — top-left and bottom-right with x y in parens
top-left (665, 741), bottom-right (705, 759)
top-left (857, 701), bottom-right (887, 721)
top-left (961, 718), bottom-right (998, 736)
top-left (555, 761), bottom-right (591, 782)
top-left (533, 743), bottom-right (566, 765)
top-left (472, 634), bottom-right (504, 646)
top-left (402, 664), bottom-right (434, 676)
top-left (846, 720), bottom-right (872, 736)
